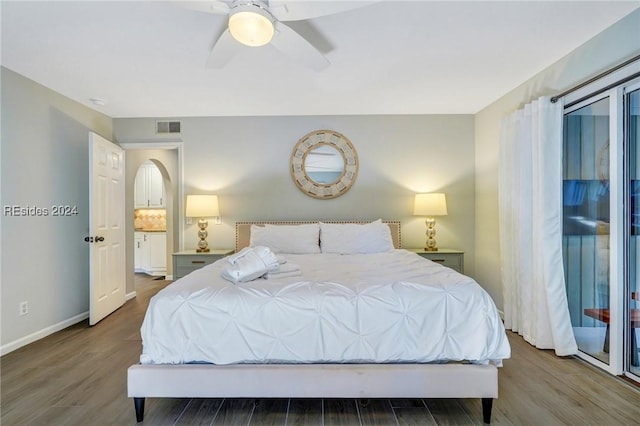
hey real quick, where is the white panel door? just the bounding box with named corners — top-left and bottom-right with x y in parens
top-left (89, 132), bottom-right (125, 325)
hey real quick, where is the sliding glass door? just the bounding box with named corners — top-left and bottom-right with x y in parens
top-left (563, 79), bottom-right (640, 380)
top-left (563, 96), bottom-right (611, 365)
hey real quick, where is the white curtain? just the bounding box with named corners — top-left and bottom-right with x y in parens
top-left (499, 96), bottom-right (577, 356)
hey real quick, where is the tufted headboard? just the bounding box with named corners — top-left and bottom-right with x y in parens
top-left (235, 220), bottom-right (401, 253)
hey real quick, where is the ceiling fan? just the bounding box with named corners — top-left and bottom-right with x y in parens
top-left (178, 0), bottom-right (374, 70)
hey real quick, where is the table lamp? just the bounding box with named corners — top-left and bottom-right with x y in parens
top-left (413, 193), bottom-right (448, 251)
top-left (185, 195), bottom-right (220, 252)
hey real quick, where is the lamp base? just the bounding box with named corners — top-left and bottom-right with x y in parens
top-left (196, 219), bottom-right (210, 253)
top-left (424, 218), bottom-right (438, 252)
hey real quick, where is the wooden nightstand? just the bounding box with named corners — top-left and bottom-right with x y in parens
top-left (172, 249), bottom-right (234, 280)
top-left (407, 248), bottom-right (464, 274)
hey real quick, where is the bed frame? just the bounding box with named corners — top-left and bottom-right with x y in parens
top-left (127, 220), bottom-right (498, 423)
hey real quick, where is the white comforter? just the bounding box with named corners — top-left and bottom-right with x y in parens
top-left (140, 250), bottom-right (510, 365)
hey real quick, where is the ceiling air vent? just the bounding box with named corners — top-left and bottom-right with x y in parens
top-left (156, 121), bottom-right (181, 134)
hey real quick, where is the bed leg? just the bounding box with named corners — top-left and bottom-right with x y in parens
top-left (134, 397), bottom-right (145, 422)
top-left (481, 398), bottom-right (493, 424)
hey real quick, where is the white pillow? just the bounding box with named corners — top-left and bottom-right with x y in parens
top-left (250, 223), bottom-right (320, 254)
top-left (320, 220), bottom-right (395, 254)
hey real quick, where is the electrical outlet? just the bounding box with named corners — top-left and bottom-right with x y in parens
top-left (186, 217), bottom-right (192, 225)
top-left (19, 301), bottom-right (28, 316)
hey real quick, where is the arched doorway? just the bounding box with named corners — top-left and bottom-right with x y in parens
top-left (122, 143), bottom-right (182, 299)
top-left (133, 159), bottom-right (170, 278)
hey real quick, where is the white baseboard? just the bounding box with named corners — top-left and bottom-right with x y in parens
top-left (126, 291), bottom-right (137, 301)
top-left (166, 274), bottom-right (173, 281)
top-left (1, 311), bottom-right (89, 356)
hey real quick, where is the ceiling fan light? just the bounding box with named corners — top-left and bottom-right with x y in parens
top-left (229, 9), bottom-right (274, 47)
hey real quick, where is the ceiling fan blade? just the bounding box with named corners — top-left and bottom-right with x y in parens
top-left (268, 0), bottom-right (378, 22)
top-left (173, 0), bottom-right (229, 15)
top-left (270, 21), bottom-right (329, 71)
top-left (206, 30), bottom-right (238, 68)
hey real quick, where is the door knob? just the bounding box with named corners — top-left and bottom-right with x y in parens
top-left (84, 236), bottom-right (104, 243)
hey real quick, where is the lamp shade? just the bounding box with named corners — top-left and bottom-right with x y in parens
top-left (413, 193), bottom-right (448, 216)
top-left (186, 195), bottom-right (220, 217)
top-left (228, 3), bottom-right (274, 47)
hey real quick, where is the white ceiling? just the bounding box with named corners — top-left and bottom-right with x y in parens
top-left (2, 1), bottom-right (639, 118)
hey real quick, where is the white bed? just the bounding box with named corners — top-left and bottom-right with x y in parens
top-left (128, 220), bottom-right (510, 423)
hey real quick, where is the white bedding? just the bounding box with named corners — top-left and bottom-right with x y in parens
top-left (140, 250), bottom-right (510, 366)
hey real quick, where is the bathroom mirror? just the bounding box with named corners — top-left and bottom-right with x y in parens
top-left (290, 130), bottom-right (358, 199)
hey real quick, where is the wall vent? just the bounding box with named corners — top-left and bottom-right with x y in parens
top-left (156, 121), bottom-right (181, 134)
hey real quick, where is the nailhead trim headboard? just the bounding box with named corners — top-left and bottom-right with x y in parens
top-left (235, 220), bottom-right (401, 253)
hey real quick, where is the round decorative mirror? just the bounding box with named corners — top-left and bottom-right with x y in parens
top-left (290, 130), bottom-right (358, 199)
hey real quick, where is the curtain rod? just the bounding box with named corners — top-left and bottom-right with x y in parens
top-left (550, 53), bottom-right (640, 105)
